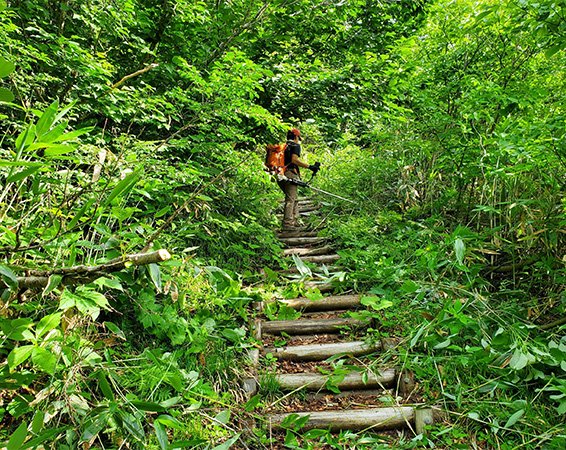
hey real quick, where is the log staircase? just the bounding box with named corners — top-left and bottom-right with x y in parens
top-left (243, 198), bottom-right (435, 441)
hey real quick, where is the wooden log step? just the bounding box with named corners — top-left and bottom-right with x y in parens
top-left (277, 230), bottom-right (319, 239)
top-left (261, 317), bottom-right (367, 335)
top-left (275, 368), bottom-right (397, 391)
top-left (283, 245), bottom-right (333, 257)
top-left (277, 265), bottom-right (342, 275)
top-left (300, 254), bottom-right (340, 264)
top-left (269, 406), bottom-right (415, 431)
top-left (278, 294), bottom-right (361, 312)
top-left (264, 340), bottom-right (380, 361)
top-left (278, 236), bottom-right (328, 247)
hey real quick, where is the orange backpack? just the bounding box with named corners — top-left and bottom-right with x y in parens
top-left (265, 143), bottom-right (288, 175)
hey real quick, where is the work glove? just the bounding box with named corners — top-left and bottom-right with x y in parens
top-left (308, 161), bottom-right (321, 175)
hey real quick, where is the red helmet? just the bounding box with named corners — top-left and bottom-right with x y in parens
top-left (290, 128), bottom-right (301, 138)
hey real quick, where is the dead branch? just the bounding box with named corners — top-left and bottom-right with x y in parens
top-left (109, 63), bottom-right (159, 91)
top-left (2, 249), bottom-right (171, 290)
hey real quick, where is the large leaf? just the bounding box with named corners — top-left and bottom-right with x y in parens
top-left (102, 171), bottom-right (141, 207)
top-left (35, 100), bottom-right (59, 138)
top-left (0, 55), bottom-right (15, 78)
top-left (32, 347), bottom-right (57, 374)
top-left (35, 312), bottom-right (63, 339)
top-left (0, 87), bottom-right (14, 102)
top-left (7, 421), bottom-right (28, 450)
top-left (0, 264), bottom-right (18, 290)
top-left (154, 421), bottom-right (169, 450)
top-left (7, 345), bottom-right (35, 369)
top-left (6, 165), bottom-right (42, 183)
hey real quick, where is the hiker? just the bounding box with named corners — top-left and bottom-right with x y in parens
top-left (277, 128), bottom-right (320, 231)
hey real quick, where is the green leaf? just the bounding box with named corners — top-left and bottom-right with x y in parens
top-left (42, 275), bottom-right (63, 297)
top-left (0, 160), bottom-right (43, 167)
top-left (43, 144), bottom-right (77, 157)
top-left (545, 44), bottom-right (564, 59)
top-left (434, 338), bottom-right (451, 349)
top-left (102, 170), bottom-right (140, 207)
top-left (39, 121), bottom-right (67, 143)
top-left (104, 321), bottom-right (126, 340)
top-left (360, 296), bottom-right (393, 310)
top-left (156, 414), bottom-right (184, 430)
top-left (243, 394), bottom-right (261, 412)
top-left (36, 100), bottom-right (59, 138)
top-left (509, 349), bottom-right (529, 370)
top-left (15, 123), bottom-right (36, 152)
top-left (7, 421), bottom-right (28, 450)
top-left (59, 289), bottom-right (77, 311)
top-left (504, 409), bottom-right (524, 428)
top-left (292, 254), bottom-right (312, 277)
top-left (148, 263), bottom-right (162, 291)
top-left (214, 410), bottom-right (231, 425)
top-left (35, 312), bottom-right (62, 339)
top-left (77, 288), bottom-right (110, 309)
top-left (67, 198), bottom-right (96, 230)
top-left (154, 421), bottom-right (169, 450)
top-left (8, 345), bottom-right (35, 370)
top-left (119, 411), bottom-right (145, 441)
top-left (95, 277), bottom-right (123, 291)
top-left (0, 55), bottom-right (15, 78)
top-left (211, 434), bottom-right (240, 450)
top-left (304, 429), bottom-right (328, 438)
top-left (0, 87), bottom-right (14, 102)
top-left (0, 264), bottom-right (19, 290)
top-left (31, 410), bottom-right (45, 434)
top-left (52, 126), bottom-right (95, 143)
top-left (3, 318), bottom-right (34, 341)
top-left (32, 347), bottom-right (57, 374)
top-left (6, 165), bottom-right (42, 183)
top-left (96, 371), bottom-right (115, 400)
top-left (130, 401), bottom-right (166, 412)
top-left (454, 238), bottom-right (466, 265)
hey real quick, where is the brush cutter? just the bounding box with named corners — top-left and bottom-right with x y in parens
top-left (277, 173), bottom-right (355, 203)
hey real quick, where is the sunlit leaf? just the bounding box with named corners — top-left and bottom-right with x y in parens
top-left (102, 170), bottom-right (140, 207)
top-left (6, 165), bottom-right (42, 183)
top-left (35, 312), bottom-right (62, 339)
top-left (32, 347), bottom-right (57, 374)
top-left (0, 87), bottom-right (14, 102)
top-left (7, 421), bottom-right (28, 450)
top-left (148, 263), bottom-right (162, 291)
top-left (42, 275), bottom-right (63, 297)
top-left (454, 238), bottom-right (466, 265)
top-left (36, 100), bottom-right (59, 138)
top-left (7, 345), bottom-right (35, 370)
top-left (0, 55), bottom-right (15, 78)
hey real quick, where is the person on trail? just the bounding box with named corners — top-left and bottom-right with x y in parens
top-left (277, 128), bottom-right (320, 231)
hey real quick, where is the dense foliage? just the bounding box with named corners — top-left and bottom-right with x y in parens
top-left (1, 0), bottom-right (564, 448)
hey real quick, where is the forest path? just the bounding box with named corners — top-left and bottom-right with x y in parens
top-left (244, 198), bottom-right (435, 440)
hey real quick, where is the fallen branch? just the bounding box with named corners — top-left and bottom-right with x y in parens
top-left (540, 316), bottom-right (566, 331)
top-left (3, 250), bottom-right (171, 290)
top-left (110, 63), bottom-right (159, 90)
